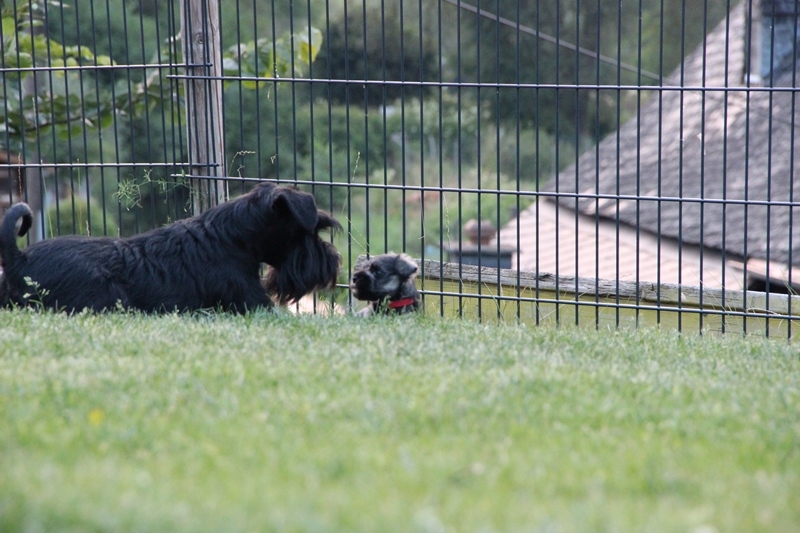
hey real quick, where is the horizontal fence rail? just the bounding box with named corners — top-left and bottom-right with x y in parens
top-left (172, 175), bottom-right (800, 211)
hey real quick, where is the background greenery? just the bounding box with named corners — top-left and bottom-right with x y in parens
top-left (2, 0), bottom-right (731, 254)
top-left (0, 310), bottom-right (798, 532)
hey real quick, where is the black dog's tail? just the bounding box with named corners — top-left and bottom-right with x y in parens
top-left (0, 203), bottom-right (33, 269)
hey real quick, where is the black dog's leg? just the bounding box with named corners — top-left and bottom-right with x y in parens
top-left (231, 283), bottom-right (276, 313)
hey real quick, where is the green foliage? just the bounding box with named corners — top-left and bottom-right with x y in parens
top-left (0, 4), bottom-right (115, 149)
top-left (315, 0), bottom-right (442, 106)
top-left (299, 103), bottom-right (392, 204)
top-left (0, 2), bottom-right (322, 152)
top-left (223, 92), bottom-right (391, 206)
top-left (0, 311), bottom-right (798, 532)
top-left (339, 170), bottom-right (535, 261)
top-left (1, 2), bottom-right (323, 236)
top-left (223, 26), bottom-right (323, 88)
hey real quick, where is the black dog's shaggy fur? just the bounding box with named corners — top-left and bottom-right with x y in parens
top-left (0, 182), bottom-right (341, 313)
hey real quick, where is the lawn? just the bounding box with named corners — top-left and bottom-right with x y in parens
top-left (0, 309), bottom-right (798, 532)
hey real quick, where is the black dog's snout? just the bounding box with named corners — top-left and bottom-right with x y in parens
top-left (351, 270), bottom-right (368, 283)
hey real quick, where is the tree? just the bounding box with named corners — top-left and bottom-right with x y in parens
top-left (456, 0), bottom-right (731, 145)
top-left (0, 2), bottom-right (321, 154)
top-left (314, 0), bottom-right (441, 106)
top-left (0, 3), bottom-right (115, 151)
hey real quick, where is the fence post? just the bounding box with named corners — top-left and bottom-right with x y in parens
top-left (180, 0), bottom-right (227, 213)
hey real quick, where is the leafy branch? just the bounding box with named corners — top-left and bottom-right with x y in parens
top-left (0, 3), bottom-right (322, 151)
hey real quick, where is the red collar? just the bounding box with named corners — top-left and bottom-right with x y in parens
top-left (387, 297), bottom-right (417, 309)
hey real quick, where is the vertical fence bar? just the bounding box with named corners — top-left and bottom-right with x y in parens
top-left (720, 2), bottom-right (732, 334)
top-left (181, 0), bottom-right (227, 212)
top-left (788, 2), bottom-right (799, 338)
top-left (574, 0), bottom-right (582, 327)
top-left (593, 0), bottom-right (602, 329)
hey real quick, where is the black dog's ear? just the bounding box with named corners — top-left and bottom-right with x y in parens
top-left (316, 211), bottom-right (342, 234)
top-left (271, 187), bottom-right (319, 233)
top-left (394, 254), bottom-right (419, 280)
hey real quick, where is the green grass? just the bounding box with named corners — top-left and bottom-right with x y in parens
top-left (1, 310), bottom-right (799, 532)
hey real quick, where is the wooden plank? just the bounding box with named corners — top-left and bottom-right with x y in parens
top-left (421, 278), bottom-right (796, 337)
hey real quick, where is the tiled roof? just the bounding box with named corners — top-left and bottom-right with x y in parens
top-left (544, 2), bottom-right (799, 267)
top-left (500, 194), bottom-right (743, 288)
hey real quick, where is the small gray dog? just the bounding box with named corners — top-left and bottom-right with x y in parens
top-left (350, 253), bottom-right (420, 316)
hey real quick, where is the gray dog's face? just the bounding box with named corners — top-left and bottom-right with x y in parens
top-left (350, 253), bottom-right (419, 303)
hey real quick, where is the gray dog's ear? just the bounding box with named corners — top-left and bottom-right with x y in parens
top-left (395, 254), bottom-right (419, 280)
top-left (272, 187), bottom-right (319, 233)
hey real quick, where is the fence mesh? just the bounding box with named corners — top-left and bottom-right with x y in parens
top-left (0, 0), bottom-right (798, 335)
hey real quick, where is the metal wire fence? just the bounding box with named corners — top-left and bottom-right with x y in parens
top-left (0, 0), bottom-right (798, 336)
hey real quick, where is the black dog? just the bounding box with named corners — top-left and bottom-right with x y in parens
top-left (0, 182), bottom-right (341, 313)
top-left (350, 253), bottom-right (420, 316)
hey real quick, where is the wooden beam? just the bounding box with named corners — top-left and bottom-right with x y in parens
top-left (180, 0), bottom-right (227, 213)
top-left (407, 259), bottom-right (800, 317)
